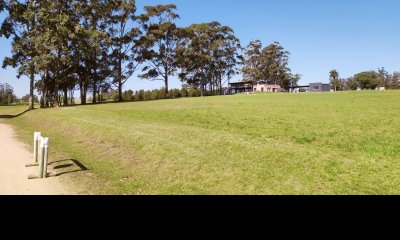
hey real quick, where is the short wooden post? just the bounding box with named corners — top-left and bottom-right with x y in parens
top-left (42, 138), bottom-right (49, 178)
top-left (33, 132), bottom-right (41, 163)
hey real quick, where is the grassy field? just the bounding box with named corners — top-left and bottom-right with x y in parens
top-left (1, 91), bottom-right (400, 194)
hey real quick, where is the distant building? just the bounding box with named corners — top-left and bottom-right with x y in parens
top-left (229, 81), bottom-right (254, 94)
top-left (286, 85), bottom-right (310, 93)
top-left (228, 81), bottom-right (282, 94)
top-left (228, 81), bottom-right (331, 94)
top-left (253, 81), bottom-right (282, 93)
top-left (309, 83), bottom-right (331, 92)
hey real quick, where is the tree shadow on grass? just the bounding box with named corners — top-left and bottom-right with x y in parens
top-left (0, 109), bottom-right (31, 119)
top-left (51, 159), bottom-right (89, 177)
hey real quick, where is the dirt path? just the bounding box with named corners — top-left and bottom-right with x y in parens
top-left (0, 123), bottom-right (70, 195)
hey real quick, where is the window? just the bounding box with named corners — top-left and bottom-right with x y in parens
top-left (313, 86), bottom-right (319, 90)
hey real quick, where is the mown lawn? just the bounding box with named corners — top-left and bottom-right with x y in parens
top-left (0, 105), bottom-right (28, 117)
top-left (2, 91), bottom-right (400, 194)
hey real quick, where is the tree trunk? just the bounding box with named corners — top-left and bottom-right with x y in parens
top-left (219, 74), bottom-right (223, 96)
top-left (29, 67), bottom-right (35, 110)
top-left (44, 90), bottom-right (49, 108)
top-left (70, 88), bottom-right (74, 105)
top-left (40, 86), bottom-right (46, 108)
top-left (80, 78), bottom-right (87, 105)
top-left (118, 59), bottom-right (123, 102)
top-left (200, 81), bottom-right (204, 97)
top-left (93, 77), bottom-right (97, 104)
top-left (164, 69), bottom-right (169, 98)
top-left (63, 87), bottom-right (68, 106)
top-left (40, 74), bottom-right (46, 108)
top-left (48, 91), bottom-right (53, 108)
top-left (53, 84), bottom-right (59, 107)
top-left (40, 96), bottom-right (45, 108)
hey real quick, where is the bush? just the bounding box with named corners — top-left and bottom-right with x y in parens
top-left (170, 89), bottom-right (181, 99)
top-left (129, 87), bottom-right (204, 102)
top-left (111, 90), bottom-right (119, 101)
top-left (21, 94), bottom-right (39, 103)
top-left (188, 88), bottom-right (201, 97)
top-left (123, 90), bottom-right (134, 101)
top-left (139, 90), bottom-right (145, 101)
top-left (155, 89), bottom-right (164, 100)
top-left (16, 102), bottom-right (29, 106)
top-left (144, 90), bottom-right (152, 100)
top-left (180, 88), bottom-right (188, 98)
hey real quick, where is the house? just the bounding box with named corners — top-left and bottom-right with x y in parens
top-left (253, 81), bottom-right (282, 93)
top-left (228, 81), bottom-right (282, 94)
top-left (309, 83), bottom-right (331, 92)
top-left (286, 85), bottom-right (310, 93)
top-left (228, 81), bottom-right (255, 94)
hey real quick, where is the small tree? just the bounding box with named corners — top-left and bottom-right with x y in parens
top-left (354, 71), bottom-right (380, 90)
top-left (391, 72), bottom-right (399, 90)
top-left (0, 83), bottom-right (15, 105)
top-left (345, 77), bottom-right (358, 90)
top-left (180, 87), bottom-right (188, 97)
top-left (123, 89), bottom-right (134, 101)
top-left (377, 67), bottom-right (390, 89)
top-left (21, 94), bottom-right (38, 103)
top-left (329, 70), bottom-right (340, 91)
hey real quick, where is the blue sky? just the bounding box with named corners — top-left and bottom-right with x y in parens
top-left (1, 0), bottom-right (399, 97)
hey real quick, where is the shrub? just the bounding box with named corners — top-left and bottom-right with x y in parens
top-left (134, 90), bottom-right (144, 101)
top-left (170, 89), bottom-right (181, 99)
top-left (123, 90), bottom-right (134, 101)
top-left (144, 90), bottom-right (152, 100)
top-left (112, 90), bottom-right (119, 101)
top-left (180, 88), bottom-right (188, 98)
top-left (188, 88), bottom-right (201, 97)
top-left (155, 89), bottom-right (164, 100)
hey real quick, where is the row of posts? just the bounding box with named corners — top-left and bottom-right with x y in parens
top-left (33, 132), bottom-right (50, 179)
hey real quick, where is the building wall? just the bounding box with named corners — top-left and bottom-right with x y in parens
top-left (321, 84), bottom-right (331, 92)
top-left (254, 84), bottom-right (281, 93)
top-left (229, 82), bottom-right (254, 94)
top-left (309, 83), bottom-right (331, 92)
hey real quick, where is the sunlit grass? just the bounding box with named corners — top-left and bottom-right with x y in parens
top-left (2, 91), bottom-right (400, 194)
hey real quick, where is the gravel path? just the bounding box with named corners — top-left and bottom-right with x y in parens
top-left (0, 123), bottom-right (70, 195)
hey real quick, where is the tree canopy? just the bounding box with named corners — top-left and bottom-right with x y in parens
top-left (242, 41), bottom-right (300, 88)
top-left (0, 83), bottom-right (16, 105)
top-left (138, 4), bottom-right (181, 98)
top-left (354, 71), bottom-right (380, 90)
top-left (177, 21), bottom-right (241, 96)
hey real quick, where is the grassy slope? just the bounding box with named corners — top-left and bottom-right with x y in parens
top-left (1, 91), bottom-right (400, 194)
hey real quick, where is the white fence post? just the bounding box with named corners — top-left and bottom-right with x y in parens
top-left (38, 137), bottom-right (45, 178)
top-left (42, 138), bottom-right (49, 178)
top-left (33, 132), bottom-right (41, 163)
top-left (28, 134), bottom-right (52, 179)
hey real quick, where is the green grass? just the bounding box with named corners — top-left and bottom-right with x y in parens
top-left (0, 105), bottom-right (28, 116)
top-left (2, 91), bottom-right (400, 194)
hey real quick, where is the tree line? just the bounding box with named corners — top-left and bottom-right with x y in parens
top-left (0, 0), bottom-right (301, 110)
top-left (329, 68), bottom-right (399, 91)
top-left (0, 82), bottom-right (16, 105)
